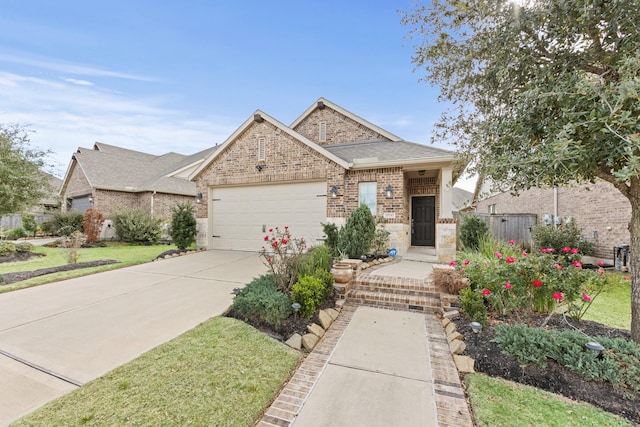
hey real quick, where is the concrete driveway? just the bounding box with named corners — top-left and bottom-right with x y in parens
top-left (0, 250), bottom-right (265, 425)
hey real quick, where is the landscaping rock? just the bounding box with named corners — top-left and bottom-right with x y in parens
top-left (361, 262), bottom-right (370, 269)
top-left (453, 355), bottom-right (475, 373)
top-left (302, 333), bottom-right (319, 351)
top-left (285, 333), bottom-right (302, 350)
top-left (441, 317), bottom-right (451, 328)
top-left (307, 323), bottom-right (325, 338)
top-left (318, 310), bottom-right (333, 330)
top-left (326, 308), bottom-right (340, 321)
top-left (447, 331), bottom-right (463, 343)
top-left (449, 339), bottom-right (466, 355)
top-left (443, 309), bottom-right (460, 319)
top-left (335, 299), bottom-right (346, 310)
top-left (444, 322), bottom-right (457, 335)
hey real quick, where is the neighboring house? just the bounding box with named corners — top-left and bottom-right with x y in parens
top-left (59, 143), bottom-right (216, 223)
top-left (189, 98), bottom-right (458, 260)
top-left (452, 188), bottom-right (473, 212)
top-left (0, 172), bottom-right (61, 231)
top-left (475, 179), bottom-right (630, 262)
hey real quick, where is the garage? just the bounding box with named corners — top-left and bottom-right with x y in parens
top-left (209, 181), bottom-right (328, 251)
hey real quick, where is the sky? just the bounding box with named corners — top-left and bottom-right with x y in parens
top-left (0, 1), bottom-right (475, 192)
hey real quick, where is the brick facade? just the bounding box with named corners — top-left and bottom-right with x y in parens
top-left (62, 162), bottom-right (91, 199)
top-left (293, 107), bottom-right (391, 145)
top-left (476, 179), bottom-right (630, 260)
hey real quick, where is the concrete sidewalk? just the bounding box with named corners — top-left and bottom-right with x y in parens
top-left (294, 306), bottom-right (437, 426)
top-left (0, 250), bottom-right (265, 426)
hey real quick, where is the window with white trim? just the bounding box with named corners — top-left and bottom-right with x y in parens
top-left (319, 122), bottom-right (327, 142)
top-left (258, 137), bottom-right (266, 161)
top-left (359, 182), bottom-right (377, 215)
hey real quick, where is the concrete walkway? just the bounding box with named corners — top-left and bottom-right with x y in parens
top-left (0, 250), bottom-right (265, 426)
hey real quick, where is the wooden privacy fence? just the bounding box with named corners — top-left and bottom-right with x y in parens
top-left (461, 213), bottom-right (538, 246)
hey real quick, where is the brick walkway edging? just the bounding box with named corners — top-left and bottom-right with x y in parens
top-left (256, 300), bottom-right (474, 427)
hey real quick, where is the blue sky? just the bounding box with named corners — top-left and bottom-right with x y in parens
top-left (0, 1), bottom-right (474, 190)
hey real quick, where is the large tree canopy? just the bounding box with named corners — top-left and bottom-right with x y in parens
top-left (0, 125), bottom-right (51, 217)
top-left (402, 0), bottom-right (640, 341)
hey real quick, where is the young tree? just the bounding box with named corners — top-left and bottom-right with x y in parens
top-left (0, 125), bottom-right (51, 216)
top-left (169, 202), bottom-right (197, 250)
top-left (403, 0), bottom-right (640, 341)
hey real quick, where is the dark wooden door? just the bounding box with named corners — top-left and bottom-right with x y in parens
top-left (411, 196), bottom-right (435, 246)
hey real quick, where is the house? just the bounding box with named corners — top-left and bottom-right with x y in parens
top-left (59, 143), bottom-right (216, 224)
top-left (475, 178), bottom-right (630, 262)
top-left (189, 98), bottom-right (458, 260)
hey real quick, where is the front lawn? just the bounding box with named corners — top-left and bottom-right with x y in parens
top-left (13, 316), bottom-right (302, 426)
top-left (0, 243), bottom-right (171, 293)
top-left (582, 272), bottom-right (632, 330)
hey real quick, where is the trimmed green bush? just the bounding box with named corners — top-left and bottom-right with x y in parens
top-left (21, 213), bottom-right (37, 237)
top-left (0, 242), bottom-right (16, 257)
top-left (338, 204), bottom-right (376, 259)
top-left (232, 275), bottom-right (291, 329)
top-left (459, 214), bottom-right (489, 250)
top-left (312, 267), bottom-right (335, 300)
top-left (5, 227), bottom-right (27, 240)
top-left (321, 222), bottom-right (340, 259)
top-left (113, 209), bottom-right (163, 243)
top-left (169, 202), bottom-right (197, 250)
top-left (292, 275), bottom-right (326, 318)
top-left (51, 212), bottom-right (84, 237)
top-left (15, 242), bottom-right (33, 253)
top-left (532, 221), bottom-right (595, 256)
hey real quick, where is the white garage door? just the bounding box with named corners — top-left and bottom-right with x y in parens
top-left (209, 181), bottom-right (327, 251)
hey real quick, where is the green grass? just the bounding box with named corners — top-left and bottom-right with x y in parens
top-left (0, 243), bottom-right (171, 293)
top-left (13, 316), bottom-right (302, 427)
top-left (465, 373), bottom-right (633, 427)
top-left (581, 272), bottom-right (631, 330)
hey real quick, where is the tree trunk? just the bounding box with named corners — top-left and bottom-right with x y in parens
top-left (629, 197), bottom-right (640, 343)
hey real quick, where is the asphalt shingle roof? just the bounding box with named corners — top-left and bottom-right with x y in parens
top-left (324, 140), bottom-right (454, 163)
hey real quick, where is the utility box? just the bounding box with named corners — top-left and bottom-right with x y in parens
top-left (614, 245), bottom-right (630, 271)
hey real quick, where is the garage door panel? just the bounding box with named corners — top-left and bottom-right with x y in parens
top-left (210, 182), bottom-right (327, 251)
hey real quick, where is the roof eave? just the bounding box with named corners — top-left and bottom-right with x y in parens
top-left (348, 155), bottom-right (456, 170)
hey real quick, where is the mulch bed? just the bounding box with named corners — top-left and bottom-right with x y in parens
top-left (0, 252), bottom-right (45, 264)
top-left (453, 313), bottom-right (639, 425)
top-left (1, 259), bottom-right (120, 285)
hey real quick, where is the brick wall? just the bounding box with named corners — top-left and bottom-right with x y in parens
top-left (94, 190), bottom-right (191, 220)
top-left (293, 107), bottom-right (391, 145)
top-left (476, 179), bottom-right (630, 260)
top-left (61, 161), bottom-right (91, 203)
top-left (342, 168), bottom-right (405, 223)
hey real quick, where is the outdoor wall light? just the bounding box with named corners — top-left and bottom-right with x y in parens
top-left (385, 184), bottom-right (393, 199)
top-left (88, 196), bottom-right (94, 204)
top-left (330, 185), bottom-right (338, 198)
top-left (255, 164), bottom-right (265, 172)
top-left (292, 302), bottom-right (301, 321)
top-left (418, 170), bottom-right (425, 176)
top-left (470, 321), bottom-right (483, 346)
top-left (195, 192), bottom-right (203, 204)
top-left (585, 341), bottom-right (605, 359)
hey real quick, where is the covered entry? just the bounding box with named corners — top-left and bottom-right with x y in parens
top-left (209, 181), bottom-right (327, 251)
top-left (411, 196), bottom-right (436, 246)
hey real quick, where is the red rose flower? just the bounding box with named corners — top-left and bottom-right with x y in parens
top-left (449, 260), bottom-right (456, 267)
top-left (504, 282), bottom-right (512, 289)
top-left (482, 288), bottom-right (491, 296)
top-left (552, 292), bottom-right (563, 301)
top-left (506, 257), bottom-right (515, 264)
top-left (463, 259), bottom-right (470, 266)
top-left (582, 294), bottom-right (592, 302)
top-left (533, 279), bottom-right (543, 287)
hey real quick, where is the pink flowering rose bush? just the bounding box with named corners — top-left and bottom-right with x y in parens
top-left (259, 226), bottom-right (307, 292)
top-left (456, 236), bottom-right (608, 321)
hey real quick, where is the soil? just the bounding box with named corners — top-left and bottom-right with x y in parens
top-left (0, 252), bottom-right (45, 264)
top-left (453, 313), bottom-right (639, 425)
top-left (1, 259), bottom-right (120, 285)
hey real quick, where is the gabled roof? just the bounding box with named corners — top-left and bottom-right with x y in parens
top-left (324, 140), bottom-right (455, 169)
top-left (61, 142), bottom-right (212, 196)
top-left (189, 110), bottom-right (352, 180)
top-left (290, 97), bottom-right (403, 142)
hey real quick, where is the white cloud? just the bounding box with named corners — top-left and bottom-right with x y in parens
top-left (0, 71), bottom-right (236, 178)
top-left (61, 77), bottom-right (94, 86)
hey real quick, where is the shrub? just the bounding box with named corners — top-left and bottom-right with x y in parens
top-left (532, 221), bottom-right (595, 256)
top-left (51, 212), bottom-right (84, 237)
top-left (291, 275), bottom-right (326, 319)
top-left (312, 267), bottom-right (335, 300)
top-left (372, 217), bottom-right (391, 255)
top-left (297, 245), bottom-right (333, 277)
top-left (0, 242), bottom-right (16, 257)
top-left (338, 204), bottom-right (376, 259)
top-left (21, 213), bottom-right (37, 237)
top-left (322, 222), bottom-right (340, 259)
top-left (39, 221), bottom-right (53, 236)
top-left (113, 209), bottom-right (163, 243)
top-left (67, 230), bottom-right (83, 264)
top-left (5, 227), bottom-right (27, 240)
top-left (231, 275), bottom-right (291, 329)
top-left (169, 202), bottom-right (197, 250)
top-left (259, 226), bottom-right (307, 292)
top-left (459, 214), bottom-right (489, 250)
top-left (459, 287), bottom-right (488, 327)
top-left (82, 208), bottom-right (105, 243)
top-left (15, 242), bottom-right (33, 253)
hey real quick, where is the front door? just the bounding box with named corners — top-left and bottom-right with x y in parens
top-left (411, 196), bottom-right (435, 246)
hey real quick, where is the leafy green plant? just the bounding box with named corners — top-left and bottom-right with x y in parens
top-left (51, 212), bottom-right (84, 237)
top-left (322, 222), bottom-right (340, 259)
top-left (312, 267), bottom-right (335, 300)
top-left (5, 227), bottom-right (27, 240)
top-left (459, 214), bottom-right (489, 250)
top-left (372, 217), bottom-right (391, 255)
top-left (113, 209), bottom-right (163, 243)
top-left (532, 221), bottom-right (595, 256)
top-left (338, 204), bottom-right (376, 259)
top-left (459, 287), bottom-right (487, 327)
top-left (169, 202), bottom-right (197, 250)
top-left (0, 242), bottom-right (16, 257)
top-left (82, 208), bottom-right (105, 244)
top-left (231, 275), bottom-right (292, 329)
top-left (297, 245), bottom-right (332, 277)
top-left (21, 213), bottom-right (37, 237)
top-left (259, 226), bottom-right (307, 292)
top-left (291, 275), bottom-right (326, 318)
top-left (14, 242), bottom-right (33, 253)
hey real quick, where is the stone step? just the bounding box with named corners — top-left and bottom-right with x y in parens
top-left (347, 289), bottom-right (441, 314)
